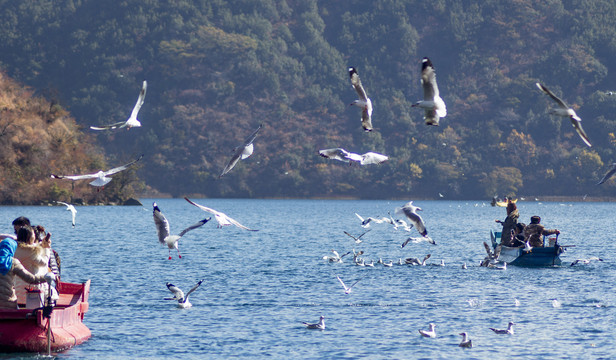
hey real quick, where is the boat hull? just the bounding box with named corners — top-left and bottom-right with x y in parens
top-left (0, 280), bottom-right (91, 353)
top-left (491, 230), bottom-right (563, 267)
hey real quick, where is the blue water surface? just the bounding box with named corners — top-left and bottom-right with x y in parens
top-left (0, 199), bottom-right (614, 359)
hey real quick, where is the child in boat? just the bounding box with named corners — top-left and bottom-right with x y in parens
top-left (495, 200), bottom-right (519, 246)
top-left (13, 226), bottom-right (51, 305)
top-left (523, 216), bottom-right (560, 247)
top-left (0, 238), bottom-right (54, 309)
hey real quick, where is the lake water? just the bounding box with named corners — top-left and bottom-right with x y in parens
top-left (0, 199), bottom-right (614, 359)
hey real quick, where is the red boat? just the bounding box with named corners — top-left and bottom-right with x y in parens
top-left (0, 280), bottom-right (91, 353)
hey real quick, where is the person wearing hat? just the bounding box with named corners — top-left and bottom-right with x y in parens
top-left (495, 200), bottom-right (519, 246)
top-left (522, 216), bottom-right (560, 247)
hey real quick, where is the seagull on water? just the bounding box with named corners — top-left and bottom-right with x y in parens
top-left (165, 279), bottom-right (204, 308)
top-left (323, 249), bottom-right (350, 263)
top-left (570, 256), bottom-right (603, 266)
top-left (490, 322), bottom-right (515, 335)
top-left (302, 315), bottom-right (325, 330)
top-left (319, 148), bottom-right (388, 165)
top-left (418, 323), bottom-right (436, 338)
top-left (153, 202), bottom-right (211, 259)
top-left (405, 254), bottom-right (431, 266)
top-left (401, 236), bottom-right (436, 248)
top-left (343, 229), bottom-right (371, 244)
top-left (184, 197), bottom-right (258, 231)
top-left (50, 154), bottom-right (143, 188)
top-left (336, 274), bottom-right (363, 294)
top-left (458, 332), bottom-right (472, 348)
top-left (54, 201), bottom-right (77, 227)
top-left (220, 124), bottom-right (263, 178)
top-left (348, 67), bottom-right (373, 132)
top-left (461, 262), bottom-right (468, 269)
top-left (395, 201), bottom-right (428, 238)
top-left (597, 163), bottom-right (616, 185)
top-left (536, 82), bottom-right (592, 147)
top-left (412, 57), bottom-right (446, 126)
top-left (90, 81), bottom-right (147, 130)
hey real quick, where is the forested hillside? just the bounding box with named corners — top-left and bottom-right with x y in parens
top-left (2, 0), bottom-right (616, 200)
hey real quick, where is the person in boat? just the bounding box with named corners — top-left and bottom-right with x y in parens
top-left (0, 238), bottom-right (55, 309)
top-left (13, 226), bottom-right (52, 305)
top-left (0, 216), bottom-right (31, 241)
top-left (522, 216), bottom-right (560, 248)
top-left (495, 200), bottom-right (519, 246)
top-left (33, 225), bottom-right (61, 280)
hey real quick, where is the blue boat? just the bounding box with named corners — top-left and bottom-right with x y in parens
top-left (490, 230), bottom-right (564, 266)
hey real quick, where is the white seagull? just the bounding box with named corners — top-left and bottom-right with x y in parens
top-left (54, 201), bottom-right (77, 227)
top-left (343, 229), bottom-right (371, 244)
top-left (302, 315), bottom-right (325, 330)
top-left (570, 256), bottom-right (603, 266)
top-left (220, 124), bottom-right (263, 178)
top-left (319, 148), bottom-right (388, 165)
top-left (164, 279), bottom-right (204, 308)
top-left (355, 213), bottom-right (385, 228)
top-left (395, 201), bottom-right (428, 237)
top-left (336, 274), bottom-right (363, 294)
top-left (597, 163), bottom-right (616, 185)
top-left (50, 154), bottom-right (143, 188)
top-left (419, 323), bottom-right (436, 338)
top-left (90, 80), bottom-right (147, 130)
top-left (348, 67), bottom-right (373, 132)
top-left (184, 197), bottom-right (258, 231)
top-left (412, 57), bottom-right (446, 126)
top-left (458, 332), bottom-right (472, 348)
top-left (536, 82), bottom-right (592, 147)
top-left (401, 236), bottom-right (436, 248)
top-left (490, 322), bottom-right (515, 335)
top-left (405, 254), bottom-right (431, 266)
top-left (153, 202), bottom-right (211, 259)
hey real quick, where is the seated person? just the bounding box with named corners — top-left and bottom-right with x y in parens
top-left (496, 201), bottom-right (519, 245)
top-left (523, 216), bottom-right (560, 248)
top-left (0, 238), bottom-right (54, 309)
top-left (14, 226), bottom-right (51, 304)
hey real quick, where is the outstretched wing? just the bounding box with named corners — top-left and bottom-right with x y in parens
top-left (90, 121), bottom-right (128, 131)
top-left (349, 67), bottom-right (369, 101)
top-left (104, 154), bottom-right (143, 176)
top-left (178, 218), bottom-right (211, 237)
top-left (130, 80), bottom-right (147, 120)
top-left (153, 203), bottom-right (171, 244)
top-left (536, 82), bottom-right (569, 109)
top-left (184, 279), bottom-right (204, 300)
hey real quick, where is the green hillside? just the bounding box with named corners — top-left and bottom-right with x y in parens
top-left (1, 0), bottom-right (616, 200)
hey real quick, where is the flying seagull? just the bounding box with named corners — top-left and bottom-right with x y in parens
top-left (412, 57), bottom-right (446, 126)
top-left (570, 256), bottom-right (603, 266)
top-left (401, 236), bottom-right (436, 248)
top-left (50, 154), bottom-right (143, 188)
top-left (348, 67), bottom-right (373, 131)
top-left (536, 82), bottom-right (592, 147)
top-left (184, 197), bottom-right (258, 231)
top-left (153, 202), bottom-right (211, 259)
top-left (418, 323), bottom-right (436, 338)
top-left (355, 213), bottom-right (386, 228)
top-left (458, 332), bottom-right (472, 348)
top-left (395, 201), bottom-right (428, 238)
top-left (336, 274), bottom-right (363, 294)
top-left (343, 229), bottom-right (371, 244)
top-left (90, 80), bottom-right (147, 130)
top-left (597, 163), bottom-right (616, 185)
top-left (490, 322), bottom-right (515, 335)
top-left (54, 201), bottom-right (77, 227)
top-left (220, 124), bottom-right (263, 178)
top-left (165, 279), bottom-right (204, 308)
top-left (319, 148), bottom-right (388, 165)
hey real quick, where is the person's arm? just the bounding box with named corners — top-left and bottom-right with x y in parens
top-left (542, 228), bottom-right (560, 236)
top-left (11, 259), bottom-right (49, 284)
top-left (0, 234), bottom-right (16, 240)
